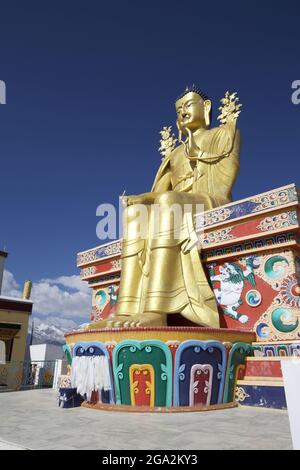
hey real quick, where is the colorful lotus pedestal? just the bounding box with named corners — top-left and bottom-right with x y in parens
top-left (64, 328), bottom-right (254, 410)
top-left (63, 184), bottom-right (300, 410)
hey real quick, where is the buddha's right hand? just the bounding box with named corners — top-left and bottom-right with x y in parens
top-left (127, 193), bottom-right (157, 206)
top-left (183, 127), bottom-right (201, 159)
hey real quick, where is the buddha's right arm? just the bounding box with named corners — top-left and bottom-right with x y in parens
top-left (127, 171), bottom-right (172, 205)
top-left (126, 192), bottom-right (161, 206)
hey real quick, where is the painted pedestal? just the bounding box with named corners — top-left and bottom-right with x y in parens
top-left (65, 184), bottom-right (300, 410)
top-left (65, 327), bottom-right (254, 410)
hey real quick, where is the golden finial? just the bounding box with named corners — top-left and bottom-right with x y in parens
top-left (23, 280), bottom-right (32, 300)
top-left (158, 126), bottom-right (177, 158)
top-left (217, 91), bottom-right (242, 124)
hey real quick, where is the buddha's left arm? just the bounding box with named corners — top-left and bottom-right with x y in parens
top-left (151, 169), bottom-right (172, 192)
top-left (198, 123), bottom-right (239, 162)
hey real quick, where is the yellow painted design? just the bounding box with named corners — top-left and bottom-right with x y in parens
top-left (235, 386), bottom-right (250, 402)
top-left (66, 328), bottom-right (255, 346)
top-left (129, 364), bottom-right (155, 407)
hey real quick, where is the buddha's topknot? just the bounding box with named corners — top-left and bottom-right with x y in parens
top-left (176, 85), bottom-right (210, 103)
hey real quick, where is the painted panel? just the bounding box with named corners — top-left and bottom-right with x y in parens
top-left (223, 342), bottom-right (253, 403)
top-left (236, 384), bottom-right (287, 409)
top-left (196, 185), bottom-right (298, 230)
top-left (189, 364), bottom-right (213, 406)
top-left (129, 364), bottom-right (155, 407)
top-left (245, 360), bottom-right (282, 379)
top-left (173, 340), bottom-right (227, 406)
top-left (207, 250), bottom-right (300, 342)
top-left (199, 210), bottom-right (299, 248)
top-left (91, 284), bottom-right (119, 322)
top-left (113, 340), bottom-right (172, 407)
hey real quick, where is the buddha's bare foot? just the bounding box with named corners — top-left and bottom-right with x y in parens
top-left (105, 313), bottom-right (166, 328)
top-left (87, 319), bottom-right (110, 330)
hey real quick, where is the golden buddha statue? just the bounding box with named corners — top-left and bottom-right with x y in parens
top-left (91, 86), bottom-right (241, 329)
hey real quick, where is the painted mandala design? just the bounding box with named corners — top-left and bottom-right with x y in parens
top-left (253, 251), bottom-right (292, 289)
top-left (199, 227), bottom-right (234, 245)
top-left (252, 188), bottom-right (296, 212)
top-left (96, 240), bottom-right (122, 259)
top-left (254, 296), bottom-right (300, 341)
top-left (111, 259), bottom-right (122, 270)
top-left (80, 266), bottom-right (96, 278)
top-left (196, 207), bottom-right (233, 229)
top-left (77, 250), bottom-right (96, 266)
top-left (77, 240), bottom-right (123, 266)
top-left (256, 211), bottom-right (298, 232)
top-left (281, 274), bottom-right (300, 309)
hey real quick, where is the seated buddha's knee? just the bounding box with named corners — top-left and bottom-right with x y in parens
top-left (125, 204), bottom-right (138, 221)
top-left (124, 203), bottom-right (149, 240)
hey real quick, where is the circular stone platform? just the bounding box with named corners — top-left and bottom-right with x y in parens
top-left (81, 400), bottom-right (238, 413)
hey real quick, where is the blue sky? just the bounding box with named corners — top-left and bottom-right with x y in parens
top-left (0, 0), bottom-right (299, 325)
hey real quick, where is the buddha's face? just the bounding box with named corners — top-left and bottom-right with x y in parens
top-left (176, 91), bottom-right (210, 133)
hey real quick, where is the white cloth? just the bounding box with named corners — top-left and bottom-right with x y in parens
top-left (281, 359), bottom-right (300, 450)
top-left (71, 355), bottom-right (111, 402)
top-left (0, 340), bottom-right (5, 364)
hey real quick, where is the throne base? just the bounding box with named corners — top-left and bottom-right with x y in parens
top-left (63, 326), bottom-right (255, 411)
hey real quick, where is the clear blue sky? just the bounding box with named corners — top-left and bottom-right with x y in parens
top-left (1, 0), bottom-right (300, 285)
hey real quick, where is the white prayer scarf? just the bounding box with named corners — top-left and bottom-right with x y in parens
top-left (71, 355), bottom-right (111, 401)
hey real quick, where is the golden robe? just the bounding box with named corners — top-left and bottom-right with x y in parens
top-left (116, 125), bottom-right (240, 328)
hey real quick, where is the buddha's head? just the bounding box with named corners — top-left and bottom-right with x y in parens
top-left (175, 85), bottom-right (211, 136)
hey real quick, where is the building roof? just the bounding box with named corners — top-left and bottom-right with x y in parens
top-left (0, 295), bottom-right (33, 313)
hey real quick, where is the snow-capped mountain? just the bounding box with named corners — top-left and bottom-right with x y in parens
top-left (31, 323), bottom-right (66, 345)
top-left (28, 317), bottom-right (81, 346)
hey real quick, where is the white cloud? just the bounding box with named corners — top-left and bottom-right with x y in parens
top-left (31, 279), bottom-right (91, 319)
top-left (2, 270), bottom-right (91, 323)
top-left (1, 270), bottom-right (22, 298)
top-left (40, 275), bottom-right (88, 292)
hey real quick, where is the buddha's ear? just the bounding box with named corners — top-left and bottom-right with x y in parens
top-left (204, 100), bottom-right (212, 127)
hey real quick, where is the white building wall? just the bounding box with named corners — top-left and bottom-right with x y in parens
top-left (30, 344), bottom-right (64, 362)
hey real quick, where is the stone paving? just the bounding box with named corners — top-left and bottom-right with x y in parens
top-left (0, 439), bottom-right (27, 450)
top-left (0, 389), bottom-right (293, 450)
